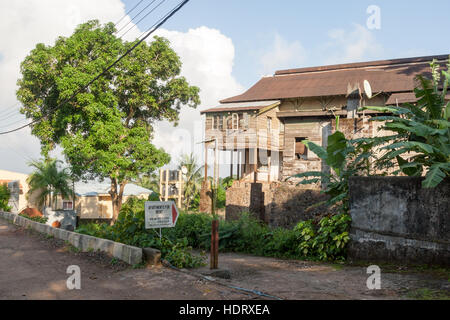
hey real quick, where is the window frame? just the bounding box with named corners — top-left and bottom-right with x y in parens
top-left (62, 200), bottom-right (74, 211)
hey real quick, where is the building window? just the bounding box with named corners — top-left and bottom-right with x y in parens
top-left (243, 113), bottom-right (249, 130)
top-left (213, 115), bottom-right (223, 130)
top-left (232, 113), bottom-right (239, 130)
top-left (63, 200), bottom-right (73, 211)
top-left (295, 137), bottom-right (308, 160)
top-left (267, 117), bottom-right (272, 132)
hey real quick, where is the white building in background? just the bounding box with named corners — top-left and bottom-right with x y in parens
top-left (0, 169), bottom-right (152, 220)
top-left (0, 169), bottom-right (39, 213)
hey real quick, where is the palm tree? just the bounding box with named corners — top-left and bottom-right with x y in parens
top-left (178, 153), bottom-right (204, 211)
top-left (136, 172), bottom-right (160, 194)
top-left (27, 159), bottom-right (73, 210)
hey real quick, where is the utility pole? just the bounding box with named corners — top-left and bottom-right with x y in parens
top-left (210, 138), bottom-right (219, 269)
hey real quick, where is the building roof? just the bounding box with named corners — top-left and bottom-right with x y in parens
top-left (200, 100), bottom-right (280, 114)
top-left (220, 55), bottom-right (449, 103)
top-left (75, 181), bottom-right (152, 197)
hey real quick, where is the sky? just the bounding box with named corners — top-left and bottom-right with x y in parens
top-left (0, 0), bottom-right (449, 175)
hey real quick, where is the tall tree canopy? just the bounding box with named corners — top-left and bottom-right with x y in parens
top-left (17, 20), bottom-right (200, 222)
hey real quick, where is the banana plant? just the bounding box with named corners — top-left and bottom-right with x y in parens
top-left (363, 58), bottom-right (450, 188)
top-left (291, 126), bottom-right (375, 213)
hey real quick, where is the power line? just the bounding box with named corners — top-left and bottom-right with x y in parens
top-left (114, 0), bottom-right (146, 27)
top-left (115, 0), bottom-right (159, 36)
top-left (0, 0), bottom-right (191, 136)
top-left (117, 0), bottom-right (167, 40)
top-left (0, 117), bottom-right (28, 129)
top-left (0, 111), bottom-right (25, 123)
top-left (0, 103), bottom-right (20, 117)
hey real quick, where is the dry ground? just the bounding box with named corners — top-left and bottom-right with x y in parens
top-left (0, 218), bottom-right (448, 300)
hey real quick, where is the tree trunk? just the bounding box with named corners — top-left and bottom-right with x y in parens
top-left (110, 178), bottom-right (127, 225)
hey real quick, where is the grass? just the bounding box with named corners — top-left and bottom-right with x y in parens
top-left (406, 288), bottom-right (450, 300)
top-left (64, 241), bottom-right (81, 253)
top-left (347, 261), bottom-right (450, 279)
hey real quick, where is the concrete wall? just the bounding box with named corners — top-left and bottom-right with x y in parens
top-left (226, 181), bottom-right (335, 228)
top-left (0, 211), bottom-right (142, 265)
top-left (348, 177), bottom-right (450, 265)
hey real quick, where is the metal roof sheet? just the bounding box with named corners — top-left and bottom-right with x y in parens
top-left (220, 55), bottom-right (449, 103)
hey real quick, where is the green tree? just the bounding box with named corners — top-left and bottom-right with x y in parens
top-left (178, 153), bottom-right (203, 211)
top-left (27, 159), bottom-right (73, 210)
top-left (0, 184), bottom-right (11, 212)
top-left (136, 172), bottom-right (160, 194)
top-left (17, 20), bottom-right (200, 223)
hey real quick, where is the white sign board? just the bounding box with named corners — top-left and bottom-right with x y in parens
top-left (145, 201), bottom-right (179, 229)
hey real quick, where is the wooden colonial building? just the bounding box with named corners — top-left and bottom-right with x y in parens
top-left (201, 55), bottom-right (449, 185)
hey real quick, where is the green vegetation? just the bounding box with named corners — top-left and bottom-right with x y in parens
top-left (27, 159), bottom-right (73, 210)
top-left (290, 58), bottom-right (450, 261)
top-left (19, 213), bottom-right (48, 224)
top-left (0, 184), bottom-right (11, 212)
top-left (76, 198), bottom-right (351, 268)
top-left (406, 288), bottom-right (450, 300)
top-left (17, 20), bottom-right (200, 223)
top-left (293, 119), bottom-right (375, 214)
top-left (178, 153), bottom-right (203, 211)
top-left (363, 58), bottom-right (450, 188)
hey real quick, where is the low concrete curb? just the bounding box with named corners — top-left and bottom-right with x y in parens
top-left (0, 211), bottom-right (142, 265)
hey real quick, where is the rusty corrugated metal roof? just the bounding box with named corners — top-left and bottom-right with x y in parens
top-left (221, 55), bottom-right (449, 104)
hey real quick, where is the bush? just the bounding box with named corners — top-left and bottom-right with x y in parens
top-left (19, 213), bottom-right (48, 224)
top-left (295, 213), bottom-right (351, 261)
top-left (76, 197), bottom-right (206, 268)
top-left (76, 196), bottom-right (352, 266)
top-left (0, 184), bottom-right (11, 212)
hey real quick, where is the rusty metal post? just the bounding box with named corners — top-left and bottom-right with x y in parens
top-left (210, 219), bottom-right (219, 269)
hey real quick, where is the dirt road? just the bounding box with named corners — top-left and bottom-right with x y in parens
top-left (0, 219), bottom-right (251, 300)
top-left (1, 218), bottom-right (448, 300)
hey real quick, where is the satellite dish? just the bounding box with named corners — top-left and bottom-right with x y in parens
top-left (364, 80), bottom-right (373, 99)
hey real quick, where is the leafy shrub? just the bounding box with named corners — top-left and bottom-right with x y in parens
top-left (0, 184), bottom-right (11, 212)
top-left (19, 213), bottom-right (48, 224)
top-left (76, 195), bottom-right (352, 265)
top-left (76, 197), bottom-right (206, 268)
top-left (364, 58), bottom-right (450, 188)
top-left (305, 213), bottom-right (351, 261)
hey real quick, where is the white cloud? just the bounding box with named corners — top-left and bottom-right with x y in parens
top-left (0, 1), bottom-right (242, 173)
top-left (259, 33), bottom-right (307, 75)
top-left (323, 23), bottom-right (383, 64)
top-left (152, 27), bottom-right (244, 166)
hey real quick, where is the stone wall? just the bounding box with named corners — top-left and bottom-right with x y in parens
top-left (348, 177), bottom-right (450, 266)
top-left (226, 181), bottom-right (333, 228)
top-left (0, 211), bottom-right (142, 265)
